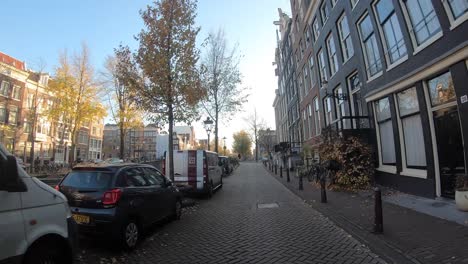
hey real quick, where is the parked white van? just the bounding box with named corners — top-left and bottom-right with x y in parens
top-left (0, 144), bottom-right (76, 264)
top-left (163, 150), bottom-right (223, 197)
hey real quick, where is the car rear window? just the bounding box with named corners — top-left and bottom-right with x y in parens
top-left (61, 171), bottom-right (113, 189)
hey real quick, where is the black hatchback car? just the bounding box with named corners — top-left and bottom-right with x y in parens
top-left (56, 163), bottom-right (182, 249)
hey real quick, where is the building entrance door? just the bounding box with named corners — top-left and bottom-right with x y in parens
top-left (433, 106), bottom-right (465, 199)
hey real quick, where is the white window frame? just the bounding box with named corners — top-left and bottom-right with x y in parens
top-left (351, 0), bottom-right (360, 9)
top-left (320, 1), bottom-right (329, 25)
top-left (337, 13), bottom-right (354, 64)
top-left (313, 18), bottom-right (320, 42)
top-left (357, 12), bottom-right (383, 82)
top-left (303, 65), bottom-right (309, 96)
top-left (308, 104), bottom-right (313, 138)
top-left (11, 85), bottom-right (21, 100)
top-left (326, 33), bottom-right (339, 77)
top-left (394, 88), bottom-right (427, 178)
top-left (399, 0), bottom-right (443, 55)
top-left (331, 0), bottom-right (338, 8)
top-left (442, 0), bottom-right (468, 30)
top-left (372, 0), bottom-right (408, 71)
top-left (309, 55), bottom-right (317, 87)
top-left (314, 97), bottom-right (321, 135)
top-left (317, 49), bottom-right (328, 88)
top-left (373, 99), bottom-right (397, 173)
top-left (0, 81), bottom-right (10, 97)
top-left (324, 97), bottom-right (333, 126)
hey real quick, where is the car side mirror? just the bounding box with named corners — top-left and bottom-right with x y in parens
top-left (0, 155), bottom-right (26, 192)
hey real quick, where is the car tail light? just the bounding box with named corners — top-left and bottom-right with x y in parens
top-left (54, 185), bottom-right (59, 191)
top-left (103, 189), bottom-right (122, 206)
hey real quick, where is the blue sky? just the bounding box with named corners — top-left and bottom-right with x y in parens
top-left (2, 0), bottom-right (291, 146)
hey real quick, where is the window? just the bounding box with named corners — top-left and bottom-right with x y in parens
top-left (314, 97), bottom-right (321, 135)
top-left (27, 94), bottom-right (34, 108)
top-left (0, 105), bottom-right (6, 123)
top-left (334, 86), bottom-right (346, 121)
top-left (348, 72), bottom-right (364, 117)
top-left (427, 71), bottom-right (456, 106)
top-left (320, 1), bottom-right (330, 24)
top-left (324, 97), bottom-right (333, 126)
top-left (374, 0), bottom-right (407, 65)
top-left (375, 97), bottom-right (396, 165)
top-left (0, 81), bottom-right (10, 96)
top-left (445, 0), bottom-right (468, 21)
top-left (337, 14), bottom-right (354, 62)
top-left (358, 14), bottom-right (383, 78)
top-left (308, 104), bottom-right (313, 138)
top-left (12, 85), bottom-right (21, 100)
top-left (303, 66), bottom-right (309, 94)
top-left (313, 18), bottom-right (320, 41)
top-left (317, 49), bottom-right (328, 86)
top-left (117, 168), bottom-right (148, 187)
top-left (305, 27), bottom-right (312, 45)
top-left (309, 56), bottom-right (317, 86)
top-left (396, 87), bottom-right (426, 168)
top-left (332, 0), bottom-right (338, 7)
top-left (402, 0), bottom-right (441, 46)
top-left (92, 127), bottom-right (97, 135)
top-left (8, 107), bottom-right (18, 125)
top-left (24, 120), bottom-right (32, 133)
top-left (326, 34), bottom-right (339, 76)
top-left (351, 0), bottom-right (360, 8)
top-left (143, 167), bottom-right (165, 186)
top-left (303, 110), bottom-right (309, 139)
top-left (300, 40), bottom-right (305, 57)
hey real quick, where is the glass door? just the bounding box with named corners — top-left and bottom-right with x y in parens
top-left (433, 106), bottom-right (465, 199)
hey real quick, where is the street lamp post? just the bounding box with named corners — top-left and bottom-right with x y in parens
top-left (223, 136), bottom-right (227, 155)
top-left (203, 117), bottom-right (214, 151)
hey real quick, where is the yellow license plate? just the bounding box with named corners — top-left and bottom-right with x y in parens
top-left (72, 214), bottom-right (90, 224)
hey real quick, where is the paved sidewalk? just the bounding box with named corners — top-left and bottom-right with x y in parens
top-left (265, 164), bottom-right (468, 264)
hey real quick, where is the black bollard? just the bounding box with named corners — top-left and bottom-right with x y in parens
top-left (275, 164), bottom-right (277, 174)
top-left (320, 174), bottom-right (327, 203)
top-left (280, 166), bottom-right (283, 178)
top-left (286, 167), bottom-right (290, 182)
top-left (373, 187), bottom-right (383, 234)
top-left (299, 171), bottom-right (303, 190)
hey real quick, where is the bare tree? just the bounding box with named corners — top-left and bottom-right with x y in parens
top-left (244, 108), bottom-right (267, 162)
top-left (101, 46), bottom-right (143, 159)
top-left (200, 29), bottom-right (248, 153)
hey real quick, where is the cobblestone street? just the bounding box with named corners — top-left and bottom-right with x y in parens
top-left (77, 162), bottom-right (386, 264)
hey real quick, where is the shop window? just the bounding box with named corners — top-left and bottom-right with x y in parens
top-left (427, 71), bottom-right (456, 106)
top-left (375, 97), bottom-right (396, 165)
top-left (396, 87), bottom-right (426, 168)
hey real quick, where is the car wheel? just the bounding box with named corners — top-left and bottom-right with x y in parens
top-left (172, 199), bottom-right (182, 220)
top-left (24, 240), bottom-right (70, 264)
top-left (121, 220), bottom-right (140, 250)
top-left (207, 182), bottom-right (214, 198)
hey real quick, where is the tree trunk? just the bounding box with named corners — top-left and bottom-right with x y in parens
top-left (255, 127), bottom-right (258, 162)
top-left (119, 124), bottom-right (125, 159)
top-left (168, 103), bottom-right (175, 181)
top-left (215, 106), bottom-right (219, 153)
